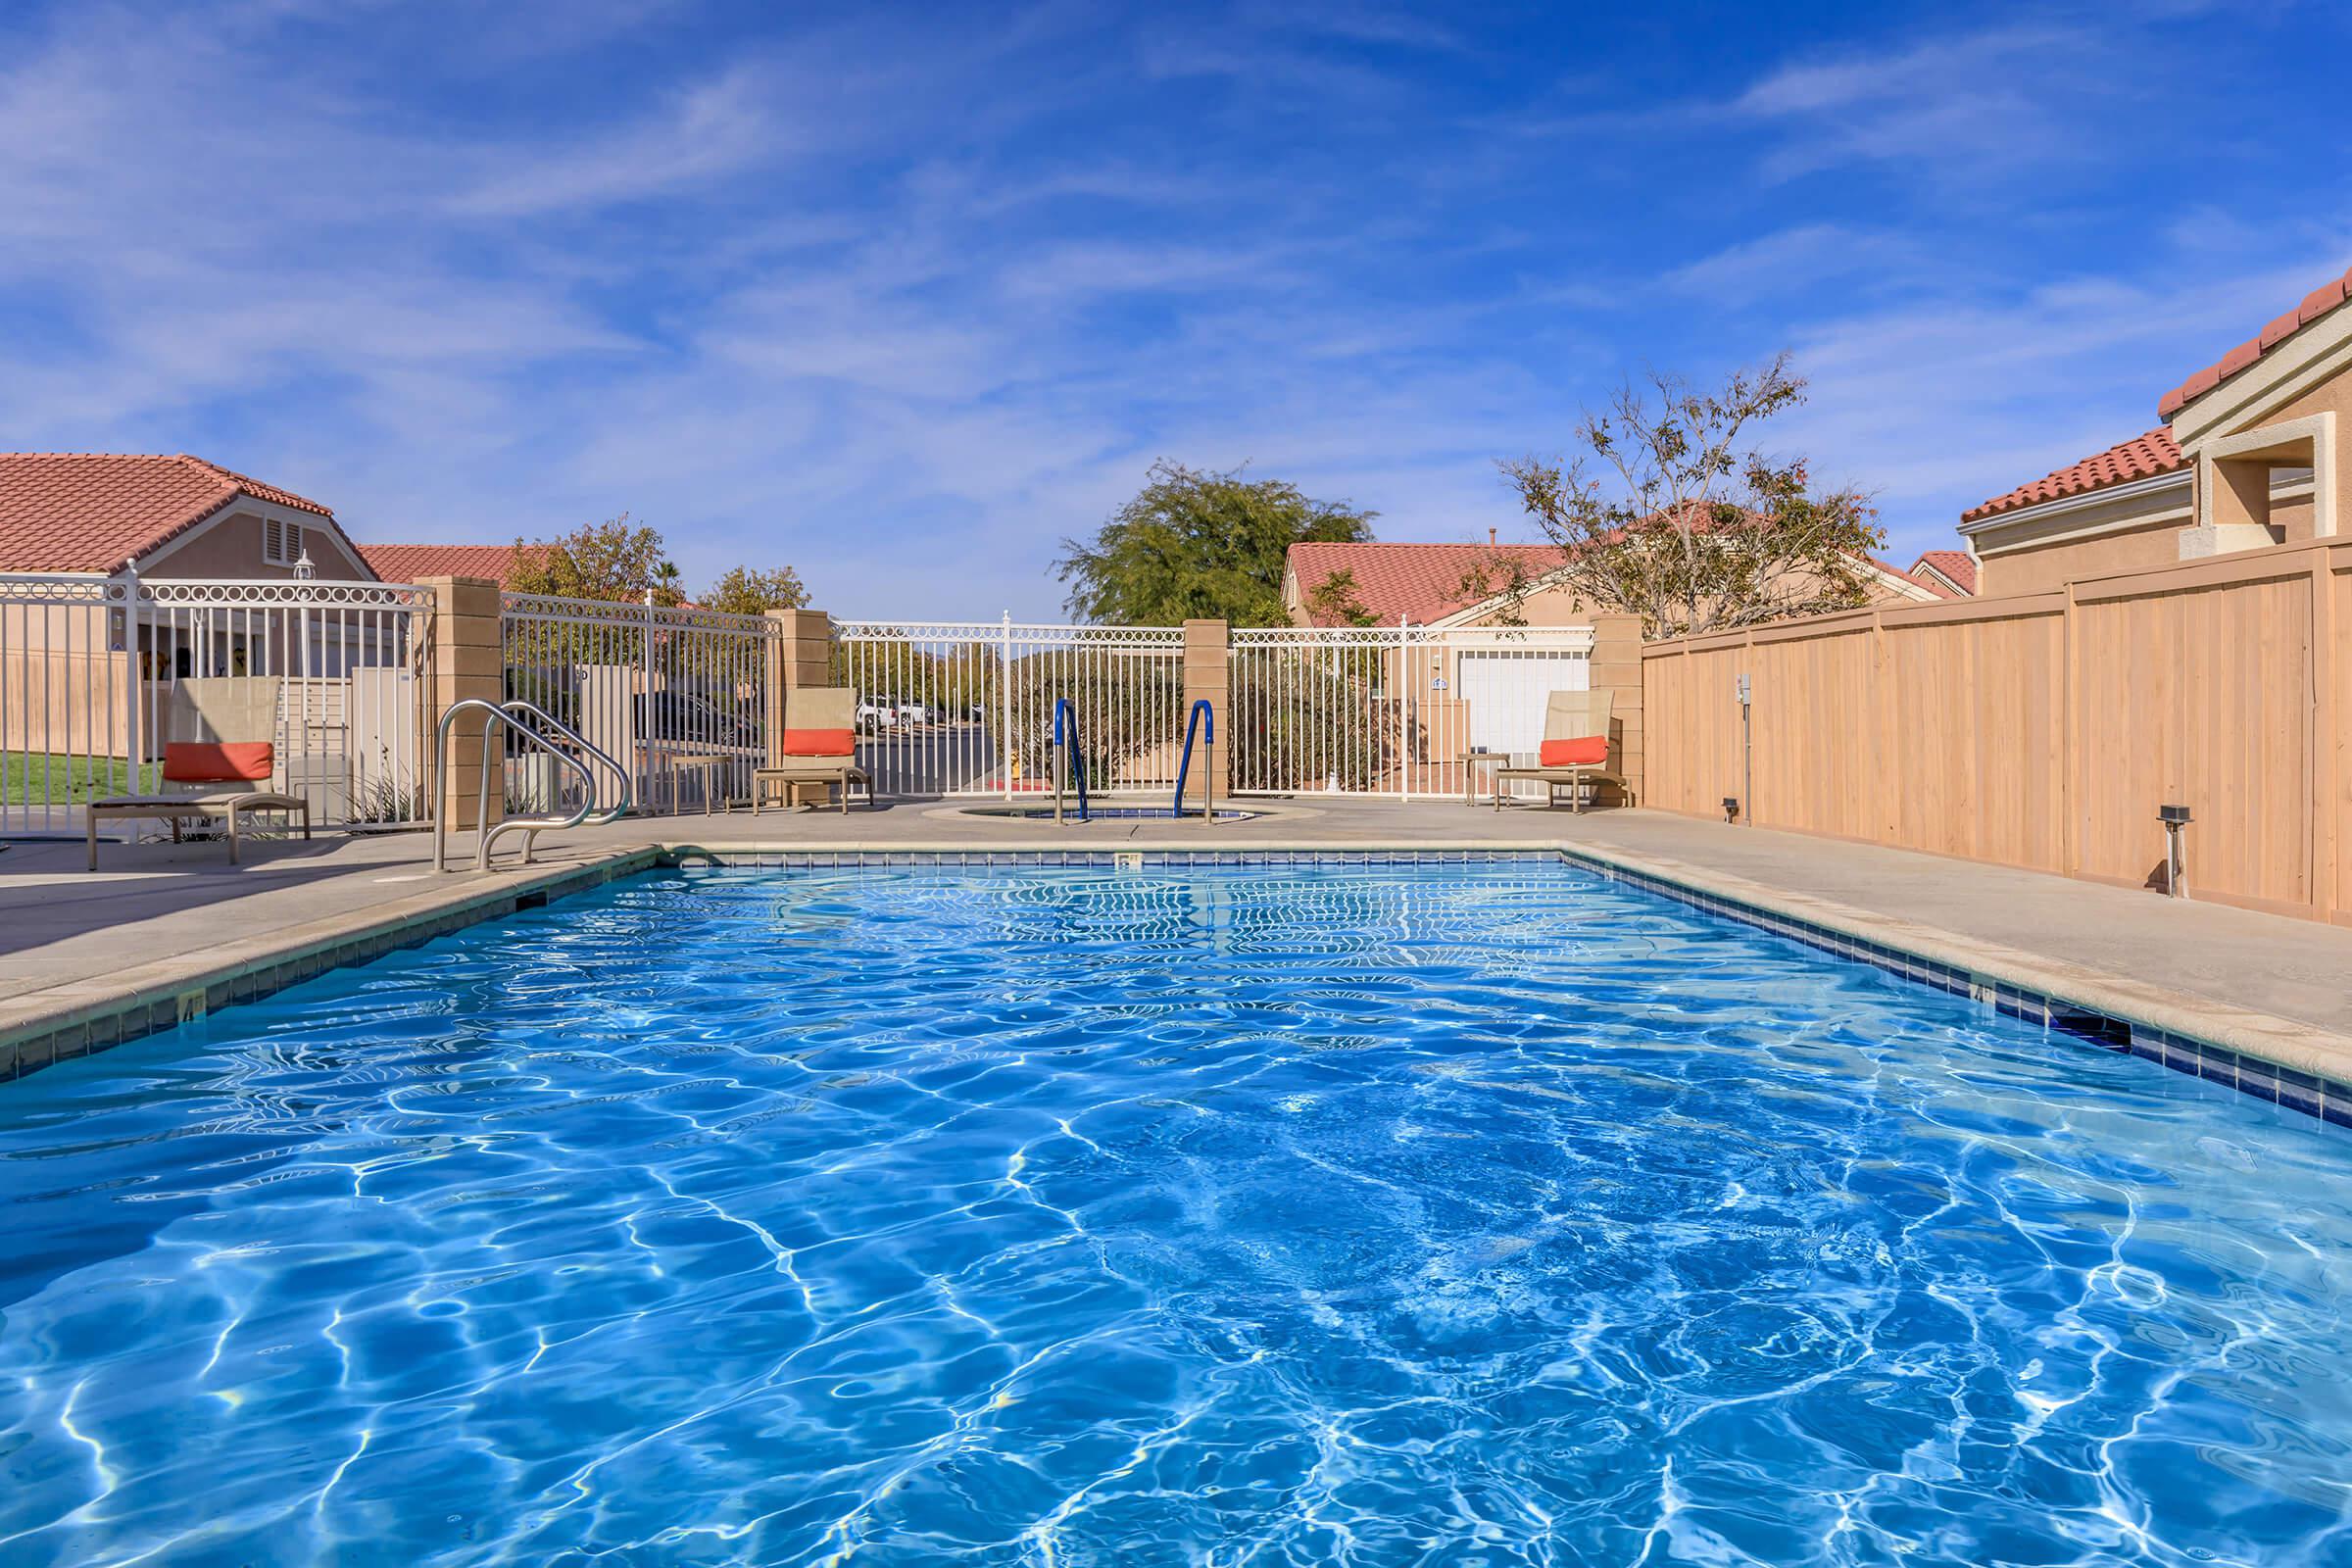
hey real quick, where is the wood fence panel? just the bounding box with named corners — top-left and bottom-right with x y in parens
top-left (2070, 590), bottom-right (2180, 893)
top-left (2331, 557), bottom-right (2352, 921)
top-left (1881, 610), bottom-right (2065, 870)
top-left (2179, 573), bottom-right (2310, 910)
top-left (1641, 539), bottom-right (2352, 924)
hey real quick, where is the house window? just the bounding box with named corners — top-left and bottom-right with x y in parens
top-left (263, 516), bottom-right (305, 566)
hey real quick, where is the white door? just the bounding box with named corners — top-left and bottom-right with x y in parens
top-left (1455, 649), bottom-right (1589, 757)
top-left (1455, 648), bottom-right (1589, 800)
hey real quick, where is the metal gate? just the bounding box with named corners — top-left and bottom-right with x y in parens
top-left (499, 593), bottom-right (778, 814)
top-left (1228, 624), bottom-right (1592, 799)
top-left (831, 618), bottom-right (1187, 800)
top-left (1, 572), bottom-right (435, 838)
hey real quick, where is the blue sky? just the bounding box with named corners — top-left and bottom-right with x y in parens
top-left (5, 1), bottom-right (2347, 616)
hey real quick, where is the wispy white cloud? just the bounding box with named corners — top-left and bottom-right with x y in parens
top-left (5, 0), bottom-right (2350, 617)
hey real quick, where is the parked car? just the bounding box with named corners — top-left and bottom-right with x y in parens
top-left (633, 691), bottom-right (758, 751)
top-left (857, 696), bottom-right (901, 732)
top-left (895, 698), bottom-right (933, 726)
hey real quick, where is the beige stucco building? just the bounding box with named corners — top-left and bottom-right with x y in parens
top-left (1957, 264), bottom-right (2352, 596)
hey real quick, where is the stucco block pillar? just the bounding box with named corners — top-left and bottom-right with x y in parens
top-left (764, 609), bottom-right (837, 804)
top-left (1181, 618), bottom-right (1229, 808)
top-left (420, 575), bottom-right (504, 831)
top-left (1588, 612), bottom-right (1643, 806)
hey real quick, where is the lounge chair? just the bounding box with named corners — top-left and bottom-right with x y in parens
top-left (1493, 690), bottom-right (1621, 812)
top-left (752, 687), bottom-right (873, 812)
top-left (86, 677), bottom-right (313, 868)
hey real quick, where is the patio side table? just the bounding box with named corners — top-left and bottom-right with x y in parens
top-left (1458, 752), bottom-right (1507, 808)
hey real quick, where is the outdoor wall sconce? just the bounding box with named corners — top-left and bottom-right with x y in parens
top-left (2158, 804), bottom-right (2191, 899)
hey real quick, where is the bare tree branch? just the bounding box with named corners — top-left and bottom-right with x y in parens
top-left (1495, 356), bottom-right (1883, 639)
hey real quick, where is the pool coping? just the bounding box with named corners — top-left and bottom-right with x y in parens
top-left (5, 837), bottom-right (2349, 1130)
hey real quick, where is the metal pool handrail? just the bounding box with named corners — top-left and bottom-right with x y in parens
top-left (513, 700), bottom-right (633, 829)
top-left (1172, 699), bottom-right (1215, 819)
top-left (433, 698), bottom-right (632, 873)
top-left (1052, 697), bottom-right (1090, 823)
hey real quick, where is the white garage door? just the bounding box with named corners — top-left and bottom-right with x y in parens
top-left (1454, 647), bottom-right (1589, 758)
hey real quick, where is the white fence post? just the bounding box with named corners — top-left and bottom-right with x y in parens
top-left (999, 612), bottom-right (1013, 802)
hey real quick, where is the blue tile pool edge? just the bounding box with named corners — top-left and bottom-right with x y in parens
top-left (1553, 848), bottom-right (2352, 1134)
top-left (6, 845), bottom-right (2347, 1135)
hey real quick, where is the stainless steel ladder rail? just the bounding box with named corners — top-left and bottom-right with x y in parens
top-left (433, 698), bottom-right (633, 872)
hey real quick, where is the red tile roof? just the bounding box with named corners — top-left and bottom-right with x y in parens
top-left (358, 543), bottom-right (529, 586)
top-left (0, 452), bottom-right (334, 573)
top-left (1960, 429), bottom-right (2183, 524)
top-left (1907, 550), bottom-right (1977, 596)
top-left (1287, 541), bottom-right (1561, 625)
top-left (2158, 265), bottom-right (2352, 420)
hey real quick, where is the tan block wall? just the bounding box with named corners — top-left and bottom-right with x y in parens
top-left (1181, 618), bottom-right (1228, 807)
top-left (418, 575), bottom-right (502, 830)
top-left (1587, 612), bottom-right (1642, 804)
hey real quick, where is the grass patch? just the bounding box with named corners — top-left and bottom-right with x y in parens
top-left (3, 751), bottom-right (162, 805)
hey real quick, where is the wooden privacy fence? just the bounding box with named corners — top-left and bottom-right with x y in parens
top-left (1642, 536), bottom-right (2351, 925)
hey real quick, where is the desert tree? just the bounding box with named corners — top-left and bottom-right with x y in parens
top-left (1494, 355), bottom-right (1885, 639)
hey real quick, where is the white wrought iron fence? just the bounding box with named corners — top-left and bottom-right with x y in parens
top-left (1, 572), bottom-right (435, 838)
top-left (1229, 624), bottom-right (1593, 800)
top-left (831, 617), bottom-right (1188, 800)
top-left (499, 592), bottom-right (778, 814)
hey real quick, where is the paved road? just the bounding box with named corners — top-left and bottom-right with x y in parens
top-left (857, 721), bottom-right (1006, 798)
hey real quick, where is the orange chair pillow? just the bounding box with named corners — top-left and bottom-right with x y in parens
top-left (163, 742), bottom-right (275, 783)
top-left (1539, 736), bottom-right (1607, 768)
top-left (781, 727), bottom-right (856, 758)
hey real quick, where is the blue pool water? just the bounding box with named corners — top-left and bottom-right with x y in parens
top-left (4, 863), bottom-right (2351, 1566)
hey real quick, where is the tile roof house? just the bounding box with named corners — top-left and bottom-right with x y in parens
top-left (1284, 541), bottom-right (1566, 626)
top-left (357, 543), bottom-right (531, 586)
top-left (1284, 534), bottom-right (1935, 629)
top-left (0, 452), bottom-right (368, 578)
top-left (1906, 550), bottom-right (1978, 598)
top-left (1953, 262), bottom-right (2352, 597)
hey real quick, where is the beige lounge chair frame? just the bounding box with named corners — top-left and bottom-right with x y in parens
top-left (1492, 690), bottom-right (1621, 813)
top-left (86, 677), bottom-right (313, 868)
top-left (752, 687), bottom-right (873, 813)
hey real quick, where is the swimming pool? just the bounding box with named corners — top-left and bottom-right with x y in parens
top-left (4, 861), bottom-right (2349, 1565)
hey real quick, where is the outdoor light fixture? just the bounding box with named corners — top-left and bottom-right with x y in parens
top-left (1734, 672), bottom-right (1753, 827)
top-left (2159, 804), bottom-right (2191, 899)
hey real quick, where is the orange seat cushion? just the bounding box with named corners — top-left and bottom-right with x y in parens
top-left (1539, 736), bottom-right (1607, 768)
top-left (163, 742), bottom-right (275, 783)
top-left (780, 728), bottom-right (856, 758)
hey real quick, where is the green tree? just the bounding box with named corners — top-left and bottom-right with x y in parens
top-left (1303, 566), bottom-right (1379, 627)
top-left (1053, 460), bottom-right (1375, 626)
top-left (507, 514), bottom-right (685, 606)
top-left (702, 564), bottom-right (810, 616)
top-left (1497, 355), bottom-right (1886, 639)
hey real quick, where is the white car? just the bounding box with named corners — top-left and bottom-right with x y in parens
top-left (895, 699), bottom-right (933, 726)
top-left (857, 697), bottom-right (900, 732)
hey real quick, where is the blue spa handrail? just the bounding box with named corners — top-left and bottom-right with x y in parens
top-left (1172, 698), bottom-right (1214, 819)
top-left (1053, 697), bottom-right (1089, 823)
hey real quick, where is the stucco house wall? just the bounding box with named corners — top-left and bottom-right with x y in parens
top-left (139, 505), bottom-right (371, 580)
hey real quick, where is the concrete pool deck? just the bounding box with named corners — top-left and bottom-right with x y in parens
top-left (6, 799), bottom-right (2352, 1102)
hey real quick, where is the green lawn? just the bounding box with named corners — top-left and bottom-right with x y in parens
top-left (2, 751), bottom-right (161, 805)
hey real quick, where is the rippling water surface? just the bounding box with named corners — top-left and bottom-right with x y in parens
top-left (5, 863), bottom-right (2351, 1566)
